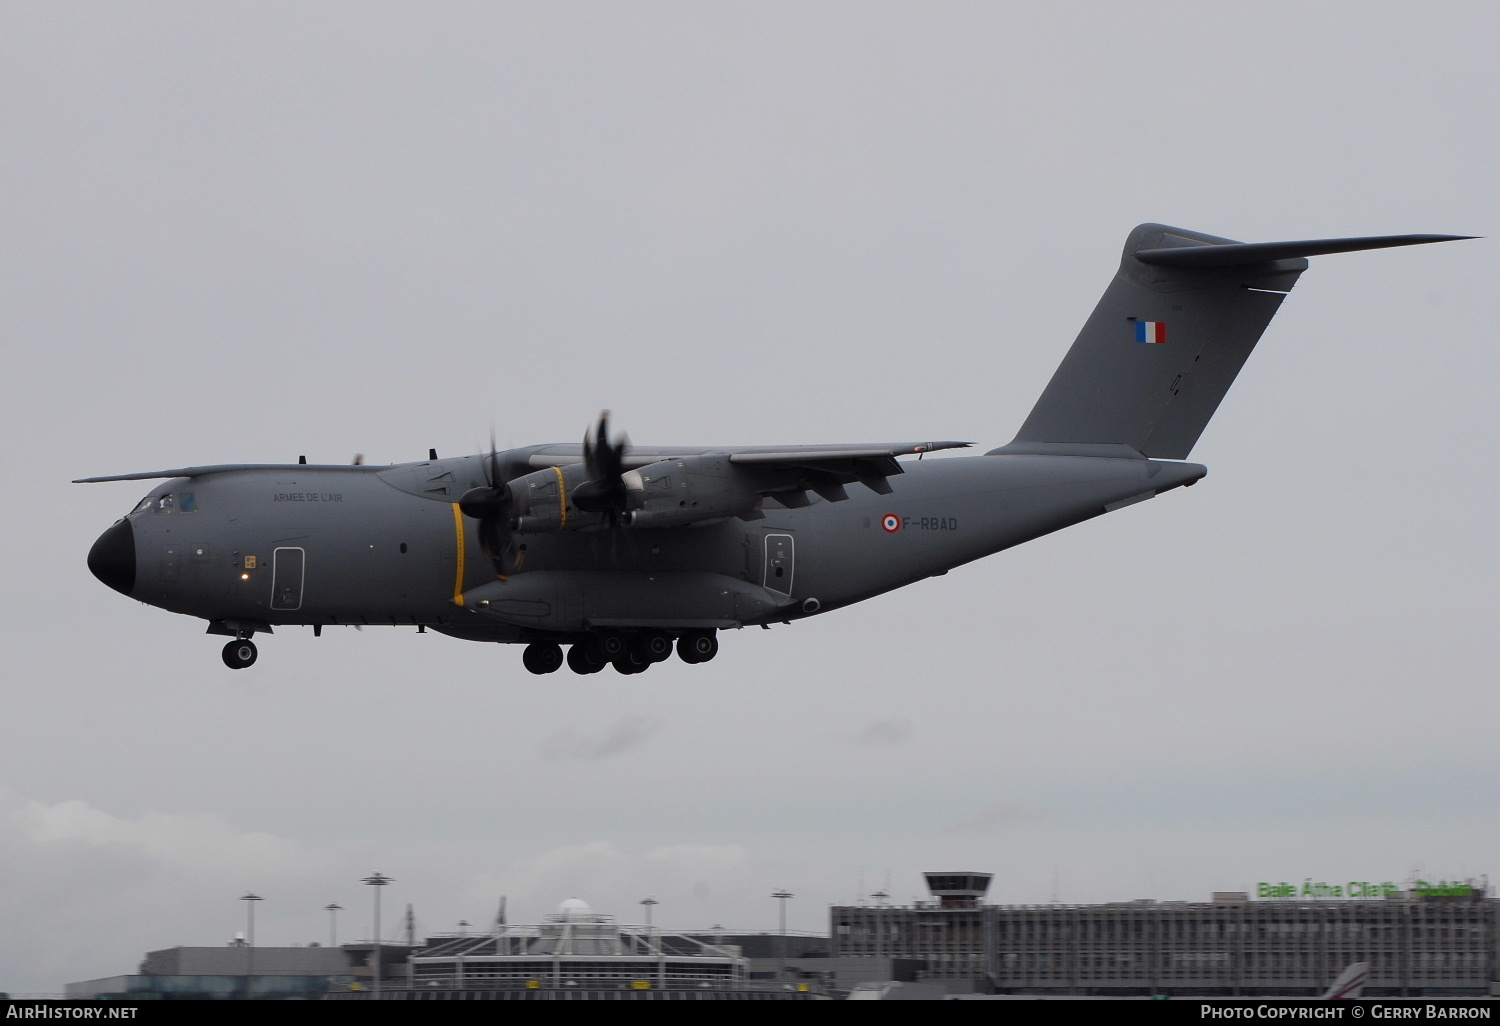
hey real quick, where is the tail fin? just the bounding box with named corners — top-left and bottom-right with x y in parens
top-left (1002, 224), bottom-right (1471, 460)
top-left (1321, 961), bottom-right (1369, 1000)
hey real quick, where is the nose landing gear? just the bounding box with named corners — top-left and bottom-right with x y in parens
top-left (222, 639), bottom-right (258, 669)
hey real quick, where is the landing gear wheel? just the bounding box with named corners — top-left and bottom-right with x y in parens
top-left (567, 641), bottom-right (606, 675)
top-left (634, 631), bottom-right (674, 663)
top-left (222, 639), bottom-right (258, 669)
top-left (677, 630), bottom-right (718, 664)
top-left (522, 642), bottom-right (564, 675)
top-left (612, 652), bottom-right (650, 675)
top-left (598, 632), bottom-right (628, 661)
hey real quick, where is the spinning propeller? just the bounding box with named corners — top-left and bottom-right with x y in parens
top-left (457, 432), bottom-right (524, 577)
top-left (572, 411), bottom-right (631, 523)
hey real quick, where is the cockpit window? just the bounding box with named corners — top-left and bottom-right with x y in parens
top-left (179, 492), bottom-right (197, 513)
top-left (131, 496), bottom-right (154, 515)
top-left (154, 494), bottom-right (176, 514)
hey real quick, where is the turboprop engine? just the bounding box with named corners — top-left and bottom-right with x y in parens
top-left (507, 463), bottom-right (597, 533)
top-left (507, 455), bottom-right (771, 533)
top-left (618, 455), bottom-right (767, 528)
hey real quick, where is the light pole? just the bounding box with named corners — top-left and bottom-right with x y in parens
top-left (771, 888), bottom-right (794, 978)
top-left (640, 895), bottom-right (658, 930)
top-left (361, 872), bottom-right (393, 1000)
top-left (325, 903), bottom-right (343, 948)
top-left (240, 893), bottom-right (262, 998)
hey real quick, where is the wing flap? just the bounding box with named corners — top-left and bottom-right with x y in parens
top-left (728, 441), bottom-right (970, 463)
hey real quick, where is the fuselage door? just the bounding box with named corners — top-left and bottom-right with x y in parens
top-left (270, 546), bottom-right (306, 611)
top-left (763, 533), bottom-right (794, 597)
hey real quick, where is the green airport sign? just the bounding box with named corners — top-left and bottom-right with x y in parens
top-left (1254, 879), bottom-right (1475, 899)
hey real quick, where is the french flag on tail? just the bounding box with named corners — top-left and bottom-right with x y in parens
top-left (1135, 320), bottom-right (1166, 344)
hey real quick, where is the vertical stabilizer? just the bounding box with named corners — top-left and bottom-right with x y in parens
top-left (1002, 225), bottom-right (1470, 460)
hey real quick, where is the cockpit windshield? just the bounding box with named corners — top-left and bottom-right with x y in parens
top-left (130, 491), bottom-right (197, 515)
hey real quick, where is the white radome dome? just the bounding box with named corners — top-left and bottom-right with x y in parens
top-left (556, 897), bottom-right (593, 921)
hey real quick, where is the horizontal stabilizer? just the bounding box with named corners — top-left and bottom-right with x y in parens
top-left (1137, 234), bottom-right (1474, 268)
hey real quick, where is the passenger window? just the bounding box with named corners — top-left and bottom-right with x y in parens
top-left (180, 492), bottom-right (197, 513)
top-left (155, 494), bottom-right (175, 514)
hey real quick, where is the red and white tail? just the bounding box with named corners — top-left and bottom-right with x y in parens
top-left (1321, 961), bottom-right (1369, 1000)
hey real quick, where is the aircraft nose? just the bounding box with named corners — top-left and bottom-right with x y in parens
top-left (88, 518), bottom-right (136, 596)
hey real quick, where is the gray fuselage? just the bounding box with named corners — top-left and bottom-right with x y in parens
top-left (93, 448), bottom-right (1204, 645)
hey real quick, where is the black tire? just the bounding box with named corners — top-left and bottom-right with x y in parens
top-left (612, 652), bottom-right (649, 675)
top-left (634, 631), bottom-right (673, 663)
top-left (222, 639), bottom-right (257, 669)
top-left (567, 641), bottom-right (606, 675)
top-left (598, 632), bottom-right (628, 660)
top-left (677, 630), bottom-right (718, 664)
top-left (522, 642), bottom-right (564, 675)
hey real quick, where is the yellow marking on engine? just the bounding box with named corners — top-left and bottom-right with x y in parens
top-left (553, 465), bottom-right (568, 530)
top-left (451, 502), bottom-right (466, 605)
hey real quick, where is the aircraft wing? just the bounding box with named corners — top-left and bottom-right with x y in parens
top-left (529, 440), bottom-right (972, 509)
top-left (527, 440), bottom-right (971, 470)
top-left (73, 464), bottom-right (380, 483)
top-left (724, 443), bottom-right (973, 496)
top-left (75, 442), bottom-right (973, 503)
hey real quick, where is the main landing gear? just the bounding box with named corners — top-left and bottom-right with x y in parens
top-left (522, 630), bottom-right (719, 676)
top-left (222, 639), bottom-right (258, 669)
top-left (676, 630), bottom-right (718, 664)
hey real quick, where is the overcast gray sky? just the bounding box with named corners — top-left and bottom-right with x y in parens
top-left (2, 1), bottom-right (1496, 994)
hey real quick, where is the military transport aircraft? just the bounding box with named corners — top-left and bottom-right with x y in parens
top-left (80, 224), bottom-right (1470, 674)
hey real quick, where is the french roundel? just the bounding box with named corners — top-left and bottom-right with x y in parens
top-left (881, 514), bottom-right (901, 533)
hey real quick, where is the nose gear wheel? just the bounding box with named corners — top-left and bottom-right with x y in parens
top-left (222, 640), bottom-right (258, 669)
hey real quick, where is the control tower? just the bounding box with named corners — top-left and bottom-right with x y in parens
top-left (923, 872), bottom-right (992, 909)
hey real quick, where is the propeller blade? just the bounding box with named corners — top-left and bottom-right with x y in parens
top-left (458, 431), bottom-right (521, 578)
top-left (573, 410), bottom-right (631, 520)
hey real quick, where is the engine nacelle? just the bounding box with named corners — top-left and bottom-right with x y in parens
top-left (618, 456), bottom-right (767, 528)
top-left (507, 464), bottom-right (598, 533)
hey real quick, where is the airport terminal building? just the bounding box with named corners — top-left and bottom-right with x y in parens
top-left (830, 872), bottom-right (1499, 997)
top-left (63, 877), bottom-right (1497, 1000)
